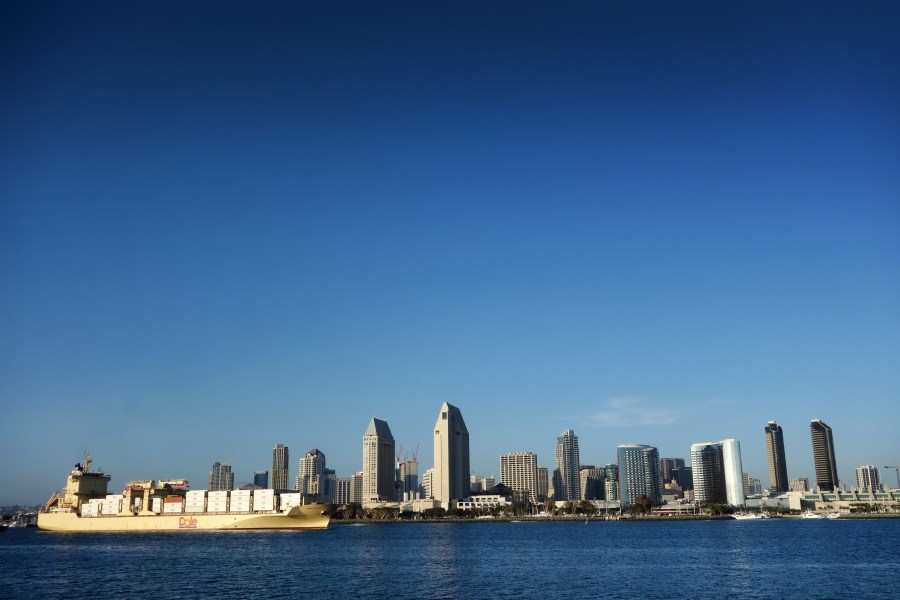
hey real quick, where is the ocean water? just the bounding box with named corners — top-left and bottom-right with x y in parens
top-left (2, 519), bottom-right (898, 599)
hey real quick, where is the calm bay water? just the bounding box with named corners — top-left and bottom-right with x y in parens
top-left (2, 519), bottom-right (898, 599)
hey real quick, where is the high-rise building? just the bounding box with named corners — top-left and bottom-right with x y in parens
top-left (421, 468), bottom-right (434, 500)
top-left (253, 470), bottom-right (268, 489)
top-left (691, 443), bottom-right (726, 505)
top-left (334, 476), bottom-right (352, 505)
top-left (350, 471), bottom-right (364, 504)
top-left (617, 444), bottom-right (661, 507)
top-left (536, 466), bottom-right (549, 501)
top-left (295, 449), bottom-right (326, 499)
top-left (500, 452), bottom-right (539, 503)
top-left (362, 417), bottom-right (396, 503)
top-left (271, 444), bottom-right (290, 491)
top-left (322, 469), bottom-right (336, 504)
top-left (604, 464), bottom-right (619, 501)
top-left (855, 465), bottom-right (880, 492)
top-left (580, 466), bottom-right (606, 501)
top-left (660, 458), bottom-right (686, 485)
top-left (209, 462), bottom-right (234, 492)
top-left (789, 477), bottom-right (809, 492)
top-left (433, 402), bottom-right (470, 507)
top-left (721, 439), bottom-right (745, 507)
top-left (810, 419), bottom-right (838, 492)
top-left (764, 421), bottom-right (789, 493)
top-left (470, 475), bottom-right (494, 493)
top-left (555, 429), bottom-right (581, 501)
top-left (397, 454), bottom-right (419, 501)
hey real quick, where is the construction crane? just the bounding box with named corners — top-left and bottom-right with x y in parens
top-left (884, 464), bottom-right (900, 489)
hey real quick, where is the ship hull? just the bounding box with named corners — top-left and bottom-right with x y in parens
top-left (38, 504), bottom-right (330, 532)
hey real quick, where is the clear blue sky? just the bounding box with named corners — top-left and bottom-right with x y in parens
top-left (2, 1), bottom-right (898, 505)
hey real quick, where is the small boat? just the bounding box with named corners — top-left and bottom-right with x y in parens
top-left (825, 512), bottom-right (841, 520)
top-left (801, 510), bottom-right (824, 519)
top-left (733, 512), bottom-right (771, 520)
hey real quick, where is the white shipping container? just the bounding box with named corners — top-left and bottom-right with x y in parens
top-left (186, 490), bottom-right (207, 499)
top-left (208, 491), bottom-right (228, 501)
top-left (230, 502), bottom-right (251, 512)
top-left (81, 504), bottom-right (97, 517)
top-left (150, 498), bottom-right (162, 513)
top-left (253, 496), bottom-right (275, 510)
top-left (185, 505), bottom-right (205, 513)
top-left (207, 505), bottom-right (227, 512)
top-left (163, 504), bottom-right (183, 513)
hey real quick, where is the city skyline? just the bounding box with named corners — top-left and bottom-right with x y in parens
top-left (2, 3), bottom-right (898, 506)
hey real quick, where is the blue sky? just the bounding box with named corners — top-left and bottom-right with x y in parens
top-left (2, 2), bottom-right (898, 505)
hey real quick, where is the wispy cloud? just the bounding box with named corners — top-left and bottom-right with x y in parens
top-left (584, 397), bottom-right (682, 427)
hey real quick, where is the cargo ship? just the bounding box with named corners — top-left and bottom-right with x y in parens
top-left (38, 454), bottom-right (331, 531)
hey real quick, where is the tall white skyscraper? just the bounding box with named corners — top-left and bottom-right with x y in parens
top-left (362, 417), bottom-right (396, 503)
top-left (422, 468), bottom-right (434, 500)
top-left (433, 402), bottom-right (470, 508)
top-left (350, 471), bottom-right (364, 504)
top-left (295, 449), bottom-right (326, 498)
top-left (721, 438), bottom-right (745, 507)
top-left (500, 452), bottom-right (539, 503)
top-left (271, 444), bottom-right (289, 491)
top-left (555, 429), bottom-right (581, 501)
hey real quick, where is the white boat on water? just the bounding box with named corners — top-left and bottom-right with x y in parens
top-left (733, 512), bottom-right (772, 520)
top-left (801, 511), bottom-right (825, 519)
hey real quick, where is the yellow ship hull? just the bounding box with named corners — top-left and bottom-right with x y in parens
top-left (38, 504), bottom-right (330, 532)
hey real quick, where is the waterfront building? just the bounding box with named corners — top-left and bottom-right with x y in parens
top-left (253, 470), bottom-right (268, 489)
top-left (295, 449), bottom-right (327, 500)
top-left (334, 477), bottom-right (351, 505)
top-left (764, 421), bottom-right (789, 493)
top-left (536, 466), bottom-right (549, 501)
top-left (604, 464), bottom-right (619, 501)
top-left (555, 429), bottom-right (581, 501)
top-left (470, 475), bottom-right (495, 493)
top-left (691, 443), bottom-right (726, 505)
top-left (209, 462), bottom-right (234, 492)
top-left (789, 477), bottom-right (809, 492)
top-left (580, 466), bottom-right (606, 501)
top-left (617, 444), bottom-right (661, 507)
top-left (855, 465), bottom-right (881, 492)
top-left (810, 419), bottom-right (838, 492)
top-left (721, 439), bottom-right (745, 507)
top-left (350, 471), bottom-right (363, 504)
top-left (500, 452), bottom-right (539, 504)
top-left (672, 466), bottom-right (693, 491)
top-left (433, 402), bottom-right (470, 508)
top-left (422, 468), bottom-right (434, 500)
top-left (271, 443), bottom-right (290, 491)
top-left (363, 417), bottom-right (396, 502)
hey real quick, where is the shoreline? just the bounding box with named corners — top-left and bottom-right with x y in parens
top-left (331, 512), bottom-right (900, 524)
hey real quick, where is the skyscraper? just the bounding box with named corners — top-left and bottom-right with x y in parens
top-left (555, 429), bottom-right (581, 501)
top-left (720, 439), bottom-right (745, 507)
top-left (334, 476), bottom-right (352, 505)
top-left (433, 402), bottom-right (470, 508)
top-left (536, 466), bottom-right (549, 501)
top-left (691, 443), bottom-right (726, 505)
top-left (350, 471), bottom-right (364, 504)
top-left (604, 463), bottom-right (620, 501)
top-left (295, 449), bottom-right (326, 498)
top-left (855, 465), bottom-right (880, 492)
top-left (580, 466), bottom-right (606, 501)
top-left (617, 444), bottom-right (661, 507)
top-left (271, 444), bottom-right (289, 491)
top-left (500, 452), bottom-right (539, 503)
top-left (363, 417), bottom-right (396, 503)
top-left (209, 462), bottom-right (234, 492)
top-left (660, 458), bottom-right (686, 485)
top-left (253, 470), bottom-right (268, 488)
top-left (764, 421), bottom-right (789, 493)
top-left (810, 419), bottom-right (838, 491)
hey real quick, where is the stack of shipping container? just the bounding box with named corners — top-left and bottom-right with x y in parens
top-left (185, 490), bottom-right (206, 513)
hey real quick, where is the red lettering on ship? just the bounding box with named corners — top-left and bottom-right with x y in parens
top-left (178, 516), bottom-right (198, 529)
